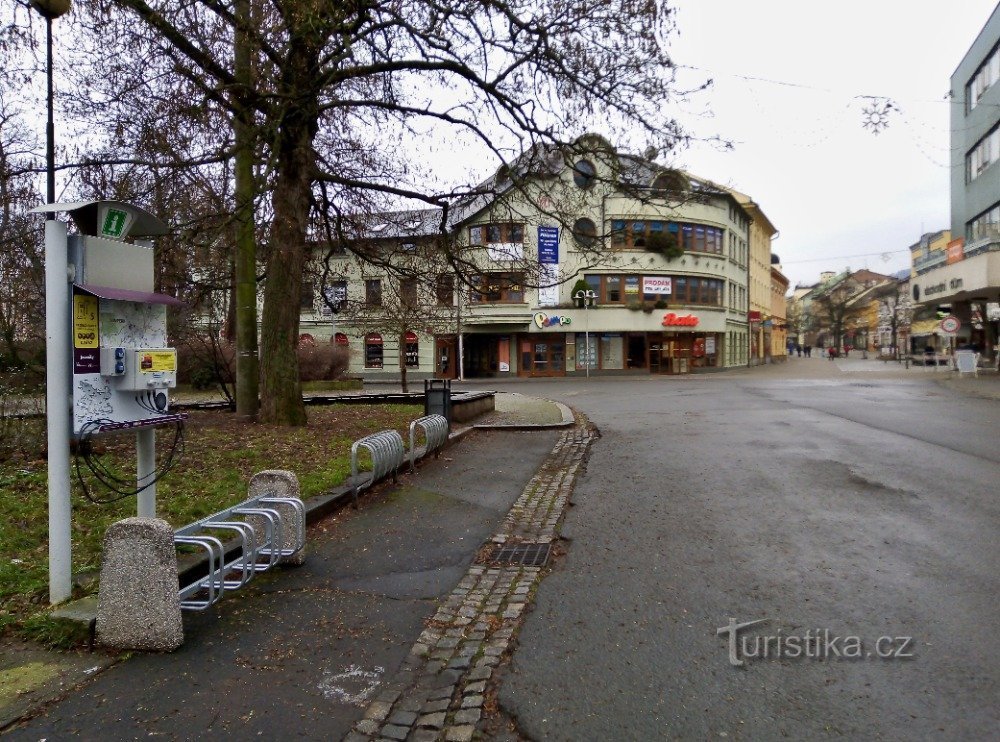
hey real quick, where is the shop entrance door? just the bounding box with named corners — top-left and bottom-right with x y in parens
top-left (627, 334), bottom-right (647, 370)
top-left (520, 337), bottom-right (566, 377)
top-left (435, 336), bottom-right (457, 379)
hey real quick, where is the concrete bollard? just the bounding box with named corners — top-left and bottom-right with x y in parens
top-left (96, 517), bottom-right (183, 651)
top-left (248, 469), bottom-right (306, 566)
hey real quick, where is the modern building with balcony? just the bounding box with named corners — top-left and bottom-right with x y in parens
top-left (912, 3), bottom-right (1000, 356)
top-left (301, 135), bottom-right (759, 380)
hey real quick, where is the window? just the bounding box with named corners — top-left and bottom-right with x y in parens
top-left (300, 281), bottom-right (314, 310)
top-left (404, 331), bottom-right (419, 368)
top-left (321, 280), bottom-right (347, 315)
top-left (364, 334), bottom-right (383, 368)
top-left (967, 202), bottom-right (1000, 242)
top-left (436, 274), bottom-right (454, 306)
top-left (365, 279), bottom-right (382, 307)
top-left (468, 223), bottom-right (524, 245)
top-left (610, 219), bottom-right (723, 254)
top-left (605, 275), bottom-right (622, 303)
top-left (400, 278), bottom-right (418, 307)
top-left (583, 274), bottom-right (723, 306)
top-left (573, 217), bottom-right (598, 246)
top-left (470, 273), bottom-right (525, 304)
top-left (572, 159), bottom-right (597, 188)
top-left (967, 125), bottom-right (1000, 182)
top-left (677, 223), bottom-right (724, 254)
top-left (967, 45), bottom-right (1000, 112)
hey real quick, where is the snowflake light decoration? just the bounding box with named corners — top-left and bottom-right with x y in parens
top-left (859, 97), bottom-right (897, 135)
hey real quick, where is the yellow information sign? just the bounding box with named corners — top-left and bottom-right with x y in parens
top-left (73, 294), bottom-right (99, 348)
top-left (138, 350), bottom-right (176, 373)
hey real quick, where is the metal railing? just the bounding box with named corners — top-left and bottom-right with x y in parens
top-left (409, 414), bottom-right (449, 472)
top-left (174, 493), bottom-right (305, 611)
top-left (350, 429), bottom-right (405, 507)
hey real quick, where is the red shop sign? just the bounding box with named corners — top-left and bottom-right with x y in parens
top-left (661, 312), bottom-right (699, 327)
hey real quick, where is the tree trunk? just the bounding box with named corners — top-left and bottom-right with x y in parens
top-left (233, 0), bottom-right (259, 420)
top-left (258, 77), bottom-right (319, 424)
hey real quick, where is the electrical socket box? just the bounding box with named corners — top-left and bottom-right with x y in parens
top-left (100, 347), bottom-right (127, 376)
top-left (99, 347), bottom-right (177, 391)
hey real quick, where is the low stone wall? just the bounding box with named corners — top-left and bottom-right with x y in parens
top-left (451, 392), bottom-right (494, 423)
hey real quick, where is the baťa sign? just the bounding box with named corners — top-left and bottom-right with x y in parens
top-left (661, 312), bottom-right (699, 327)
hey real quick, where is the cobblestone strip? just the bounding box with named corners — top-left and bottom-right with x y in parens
top-left (347, 424), bottom-right (594, 742)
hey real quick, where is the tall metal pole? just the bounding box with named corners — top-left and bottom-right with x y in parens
top-left (34, 0), bottom-right (74, 604)
top-left (45, 15), bottom-right (55, 217)
top-left (575, 290), bottom-right (597, 378)
top-left (45, 218), bottom-right (72, 604)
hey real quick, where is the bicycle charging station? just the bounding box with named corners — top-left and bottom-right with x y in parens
top-left (32, 200), bottom-right (183, 604)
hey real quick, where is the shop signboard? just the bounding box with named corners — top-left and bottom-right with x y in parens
top-left (705, 337), bottom-right (716, 355)
top-left (643, 276), bottom-right (672, 295)
top-left (538, 226), bottom-right (559, 264)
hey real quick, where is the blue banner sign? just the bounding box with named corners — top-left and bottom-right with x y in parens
top-left (538, 226), bottom-right (559, 265)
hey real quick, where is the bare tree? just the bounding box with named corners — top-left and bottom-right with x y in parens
top-left (56, 0), bottom-right (696, 425)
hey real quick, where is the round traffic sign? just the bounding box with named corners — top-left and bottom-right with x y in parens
top-left (939, 315), bottom-right (961, 334)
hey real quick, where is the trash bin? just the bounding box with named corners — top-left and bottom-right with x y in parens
top-left (424, 379), bottom-right (452, 422)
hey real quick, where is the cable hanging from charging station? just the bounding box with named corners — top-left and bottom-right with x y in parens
top-left (73, 418), bottom-right (185, 504)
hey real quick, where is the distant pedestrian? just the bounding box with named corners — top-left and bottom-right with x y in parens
top-left (796, 344), bottom-right (802, 357)
top-left (828, 346), bottom-right (836, 360)
top-left (804, 344), bottom-right (812, 357)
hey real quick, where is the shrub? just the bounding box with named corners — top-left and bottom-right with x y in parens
top-left (646, 231), bottom-right (683, 260)
top-left (298, 343), bottom-right (351, 381)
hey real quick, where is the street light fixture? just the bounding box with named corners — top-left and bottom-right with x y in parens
top-left (30, 0), bottom-right (72, 219)
top-left (574, 289), bottom-right (598, 378)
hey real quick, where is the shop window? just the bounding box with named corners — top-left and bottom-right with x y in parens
top-left (365, 279), bottom-right (382, 307)
top-left (576, 333), bottom-right (597, 370)
top-left (470, 272), bottom-right (524, 304)
top-left (404, 331), bottom-right (419, 368)
top-left (365, 333), bottom-right (383, 368)
top-left (600, 334), bottom-right (624, 369)
top-left (436, 274), bottom-right (454, 306)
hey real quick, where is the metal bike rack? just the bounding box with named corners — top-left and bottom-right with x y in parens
top-left (174, 493), bottom-right (305, 611)
top-left (350, 429), bottom-right (405, 507)
top-left (408, 414), bottom-right (449, 472)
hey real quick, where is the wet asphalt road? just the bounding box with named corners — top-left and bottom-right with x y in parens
top-left (489, 361), bottom-right (1000, 740)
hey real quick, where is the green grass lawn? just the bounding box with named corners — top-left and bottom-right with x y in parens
top-left (0, 403), bottom-right (420, 644)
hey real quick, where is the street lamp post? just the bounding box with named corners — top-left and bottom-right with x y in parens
top-left (574, 289), bottom-right (597, 378)
top-left (31, 0), bottom-right (72, 606)
top-left (30, 0), bottom-right (71, 217)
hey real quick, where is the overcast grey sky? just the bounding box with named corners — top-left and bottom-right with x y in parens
top-left (667, 0), bottom-right (999, 288)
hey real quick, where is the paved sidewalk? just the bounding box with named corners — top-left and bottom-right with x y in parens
top-left (0, 393), bottom-right (581, 739)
